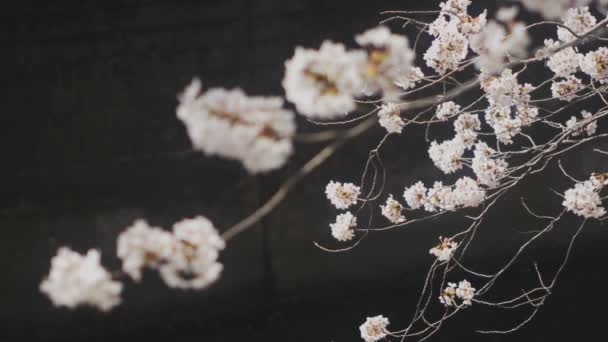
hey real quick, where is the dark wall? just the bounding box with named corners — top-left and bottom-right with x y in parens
top-left (3, 1), bottom-right (608, 341)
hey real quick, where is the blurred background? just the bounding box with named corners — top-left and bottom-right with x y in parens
top-left (3, 0), bottom-right (608, 341)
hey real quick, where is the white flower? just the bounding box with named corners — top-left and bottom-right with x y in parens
top-left (563, 180), bottom-right (606, 218)
top-left (428, 137), bottom-right (466, 174)
top-left (359, 315), bottom-right (390, 342)
top-left (40, 248), bottom-right (122, 311)
top-left (483, 69), bottom-right (525, 108)
top-left (429, 237), bottom-right (458, 261)
top-left (551, 76), bottom-right (583, 102)
top-left (283, 41), bottom-right (366, 119)
top-left (440, 280), bottom-right (476, 306)
top-left (436, 101), bottom-right (461, 120)
top-left (325, 181), bottom-right (361, 210)
top-left (404, 181), bottom-right (428, 209)
top-left (424, 29), bottom-right (469, 74)
top-left (566, 110), bottom-right (597, 136)
top-left (582, 110), bottom-right (598, 136)
top-left (440, 282), bottom-right (457, 306)
top-left (544, 39), bottom-right (582, 77)
top-left (455, 129), bottom-right (478, 149)
top-left (591, 172), bottom-right (608, 190)
top-left (494, 116), bottom-right (523, 145)
top-left (453, 176), bottom-right (485, 207)
top-left (472, 142), bottom-right (508, 187)
top-left (439, 0), bottom-right (471, 16)
top-left (580, 47), bottom-right (608, 83)
top-left (330, 212), bottom-right (357, 242)
top-left (159, 216), bottom-right (225, 289)
top-left (516, 103), bottom-right (539, 125)
top-left (482, 69), bottom-right (535, 144)
top-left (177, 79), bottom-right (296, 173)
top-left (355, 26), bottom-right (420, 98)
top-left (378, 102), bottom-right (404, 134)
top-left (455, 280), bottom-right (476, 305)
top-left (431, 1), bottom-right (486, 37)
top-left (557, 7), bottom-right (597, 43)
top-left (117, 219), bottom-right (175, 282)
top-left (425, 181), bottom-right (456, 212)
top-left (380, 195), bottom-right (406, 224)
top-left (454, 113), bottom-right (481, 133)
top-left (395, 67), bottom-right (425, 90)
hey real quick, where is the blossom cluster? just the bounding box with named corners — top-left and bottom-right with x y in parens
top-left (326, 181), bottom-right (362, 241)
top-left (40, 248), bottom-right (123, 311)
top-left (177, 79), bottom-right (296, 173)
top-left (440, 280), bottom-right (476, 307)
top-left (471, 142), bottom-right (509, 187)
top-left (283, 26), bottom-right (421, 120)
top-left (403, 177), bottom-right (485, 213)
top-left (563, 175), bottom-right (606, 218)
top-left (565, 110), bottom-right (598, 137)
top-left (424, 0), bottom-right (487, 74)
top-left (429, 236), bottom-right (458, 261)
top-left (380, 195), bottom-right (406, 224)
top-left (378, 102), bottom-right (404, 134)
top-left (117, 217), bottom-right (225, 289)
top-left (482, 68), bottom-right (538, 145)
top-left (330, 212), bottom-right (357, 241)
top-left (359, 315), bottom-right (390, 342)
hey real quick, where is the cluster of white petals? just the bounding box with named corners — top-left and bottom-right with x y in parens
top-left (551, 76), bottom-right (583, 102)
top-left (403, 181), bottom-right (428, 210)
top-left (428, 138), bottom-right (466, 174)
top-left (482, 69), bottom-right (537, 144)
top-left (432, 1), bottom-right (487, 37)
top-left (453, 176), bottom-right (485, 207)
top-left (425, 0), bottom-right (488, 75)
top-left (435, 101), bottom-right (461, 120)
top-left (159, 217), bottom-right (226, 289)
top-left (429, 237), bottom-right (458, 261)
top-left (380, 195), bottom-right (406, 224)
top-left (283, 41), bottom-right (366, 119)
top-left (330, 212), bottom-right (357, 241)
top-left (557, 7), bottom-right (597, 43)
top-left (404, 177), bottom-right (484, 213)
top-left (117, 220), bottom-right (174, 282)
top-left (117, 217), bottom-right (225, 290)
top-left (424, 28), bottom-right (469, 75)
top-left (472, 142), bottom-right (509, 187)
top-left (440, 280), bottom-right (476, 306)
top-left (177, 79), bottom-right (296, 173)
top-left (454, 112), bottom-right (481, 148)
top-left (544, 39), bottom-right (582, 77)
top-left (425, 181), bottom-right (456, 212)
top-left (378, 102), bottom-right (404, 134)
top-left (563, 179), bottom-right (606, 218)
top-left (355, 26), bottom-right (422, 98)
top-left (326, 181), bottom-right (361, 209)
top-left (591, 172), bottom-right (608, 189)
top-left (359, 315), bottom-right (390, 342)
top-left (455, 280), bottom-right (476, 305)
top-left (565, 110), bottom-right (597, 136)
top-left (40, 248), bottom-right (122, 311)
top-left (580, 47), bottom-right (608, 83)
top-left (470, 9), bottom-right (529, 73)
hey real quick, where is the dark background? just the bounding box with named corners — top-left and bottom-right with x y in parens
top-left (2, 0), bottom-right (608, 341)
